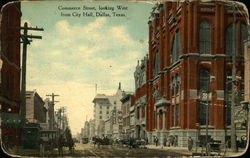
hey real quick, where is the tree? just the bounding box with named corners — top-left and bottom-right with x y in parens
top-left (64, 127), bottom-right (74, 154)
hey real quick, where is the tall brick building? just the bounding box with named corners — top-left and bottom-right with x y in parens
top-left (146, 1), bottom-right (248, 147)
top-left (0, 2), bottom-right (21, 147)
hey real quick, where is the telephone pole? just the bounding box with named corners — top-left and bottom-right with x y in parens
top-left (46, 93), bottom-right (60, 105)
top-left (46, 93), bottom-right (59, 129)
top-left (20, 22), bottom-right (44, 124)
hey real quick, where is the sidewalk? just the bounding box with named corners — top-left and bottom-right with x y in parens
top-left (146, 145), bottom-right (247, 157)
top-left (146, 145), bottom-right (192, 156)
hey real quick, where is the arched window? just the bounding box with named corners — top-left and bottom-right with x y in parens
top-left (172, 29), bottom-right (181, 63)
top-left (199, 20), bottom-right (211, 54)
top-left (226, 23), bottom-right (236, 55)
top-left (199, 68), bottom-right (210, 125)
top-left (240, 22), bottom-right (248, 53)
top-left (153, 52), bottom-right (160, 77)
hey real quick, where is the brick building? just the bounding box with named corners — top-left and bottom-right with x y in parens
top-left (0, 2), bottom-right (21, 147)
top-left (121, 92), bottom-right (134, 139)
top-left (146, 1), bottom-right (248, 147)
top-left (26, 91), bottom-right (47, 124)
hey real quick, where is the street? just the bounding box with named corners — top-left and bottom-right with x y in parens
top-left (17, 143), bottom-right (189, 157)
top-left (74, 143), bottom-right (188, 157)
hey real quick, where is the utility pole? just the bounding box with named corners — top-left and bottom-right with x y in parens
top-left (231, 2), bottom-right (237, 152)
top-left (46, 93), bottom-right (60, 105)
top-left (20, 22), bottom-right (44, 124)
top-left (46, 93), bottom-right (59, 129)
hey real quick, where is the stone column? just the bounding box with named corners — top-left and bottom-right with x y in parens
top-left (163, 110), bottom-right (166, 130)
top-left (157, 111), bottom-right (160, 130)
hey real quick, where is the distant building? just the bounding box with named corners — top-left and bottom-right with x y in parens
top-left (121, 92), bottom-right (134, 139)
top-left (89, 119), bottom-right (95, 139)
top-left (134, 56), bottom-right (148, 140)
top-left (92, 83), bottom-right (125, 139)
top-left (93, 94), bottom-right (112, 137)
top-left (26, 91), bottom-right (47, 124)
top-left (130, 98), bottom-right (136, 138)
top-left (82, 120), bottom-right (90, 138)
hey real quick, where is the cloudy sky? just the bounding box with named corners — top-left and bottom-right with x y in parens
top-left (21, 1), bottom-right (154, 135)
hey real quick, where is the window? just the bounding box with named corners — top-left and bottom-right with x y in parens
top-left (176, 74), bottom-right (181, 95)
top-left (99, 116), bottom-right (102, 119)
top-left (240, 23), bottom-right (248, 53)
top-left (175, 104), bottom-right (180, 126)
top-left (171, 76), bottom-right (175, 96)
top-left (226, 23), bottom-right (236, 55)
top-left (199, 20), bottom-right (211, 54)
top-left (200, 69), bottom-right (210, 92)
top-left (107, 106), bottom-right (109, 110)
top-left (153, 52), bottom-right (160, 77)
top-left (106, 111), bottom-right (109, 114)
top-left (99, 111), bottom-right (102, 114)
top-left (172, 29), bottom-right (181, 63)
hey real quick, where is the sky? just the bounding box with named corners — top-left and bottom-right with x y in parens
top-left (21, 1), bottom-right (155, 135)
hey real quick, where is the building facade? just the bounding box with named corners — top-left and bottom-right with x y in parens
top-left (0, 2), bottom-right (21, 147)
top-left (93, 94), bottom-right (112, 137)
top-left (121, 92), bottom-right (134, 139)
top-left (26, 91), bottom-right (47, 124)
top-left (134, 56), bottom-right (148, 140)
top-left (92, 83), bottom-right (125, 139)
top-left (146, 1), bottom-right (248, 147)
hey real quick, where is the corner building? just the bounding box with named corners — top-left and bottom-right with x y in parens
top-left (0, 2), bottom-right (21, 147)
top-left (146, 1), bottom-right (248, 147)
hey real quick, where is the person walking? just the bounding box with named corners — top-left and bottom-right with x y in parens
top-left (188, 137), bottom-right (193, 151)
top-left (155, 137), bottom-right (159, 147)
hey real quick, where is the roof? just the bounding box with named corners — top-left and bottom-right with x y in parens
top-left (92, 94), bottom-right (108, 102)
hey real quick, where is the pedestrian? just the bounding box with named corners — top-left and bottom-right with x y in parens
top-left (155, 137), bottom-right (158, 147)
top-left (188, 137), bottom-right (193, 151)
